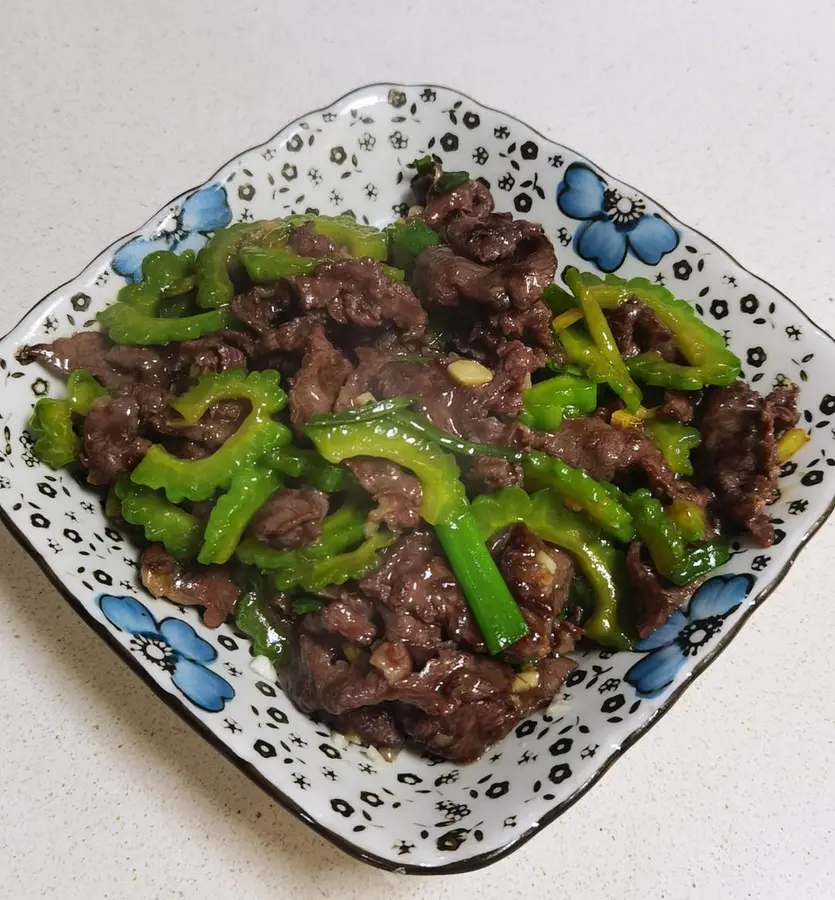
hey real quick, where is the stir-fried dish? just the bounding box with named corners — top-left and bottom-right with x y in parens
top-left (18, 157), bottom-right (808, 763)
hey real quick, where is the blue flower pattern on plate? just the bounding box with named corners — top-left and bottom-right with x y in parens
top-left (99, 594), bottom-right (235, 711)
top-left (625, 574), bottom-right (755, 697)
top-left (112, 182), bottom-right (232, 282)
top-left (557, 162), bottom-right (679, 272)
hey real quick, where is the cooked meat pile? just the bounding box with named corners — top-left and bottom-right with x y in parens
top-left (18, 163), bottom-right (799, 763)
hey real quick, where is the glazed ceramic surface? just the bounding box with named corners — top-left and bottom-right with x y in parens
top-left (1, 84), bottom-right (832, 873)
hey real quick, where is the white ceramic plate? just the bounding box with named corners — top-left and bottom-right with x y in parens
top-left (1, 83), bottom-right (833, 873)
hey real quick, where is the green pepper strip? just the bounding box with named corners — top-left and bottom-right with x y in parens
top-left (239, 247), bottom-right (404, 284)
top-left (624, 488), bottom-right (685, 576)
top-left (519, 371), bottom-right (597, 432)
top-left (198, 466), bottom-right (281, 565)
top-left (234, 570), bottom-right (290, 667)
top-left (564, 268), bottom-right (642, 412)
top-left (131, 369), bottom-right (290, 502)
top-left (306, 414), bottom-right (528, 655)
top-left (393, 410), bottom-right (525, 462)
top-left (286, 530), bottom-right (397, 593)
top-left (470, 487), bottom-right (636, 650)
top-left (667, 538), bottom-right (730, 586)
top-left (644, 420), bottom-right (701, 476)
top-left (523, 451), bottom-right (635, 542)
top-left (666, 498), bottom-right (707, 543)
top-left (114, 478), bottom-right (204, 560)
top-left (30, 370), bottom-right (108, 469)
top-left (564, 269), bottom-right (741, 388)
top-left (309, 396), bottom-right (419, 426)
top-left (264, 447), bottom-right (348, 492)
top-left (236, 501), bottom-right (368, 571)
top-left (305, 417), bottom-right (467, 525)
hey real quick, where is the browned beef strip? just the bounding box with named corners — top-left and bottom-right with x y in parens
top-left (250, 486), bottom-right (329, 550)
top-left (141, 544), bottom-right (239, 628)
top-left (465, 456), bottom-right (524, 491)
top-left (17, 332), bottom-right (183, 392)
top-left (325, 706), bottom-right (405, 749)
top-left (153, 399), bottom-right (250, 451)
top-left (302, 589), bottom-right (378, 647)
top-left (81, 395), bottom-right (150, 484)
top-left (473, 299), bottom-right (559, 358)
top-left (357, 531), bottom-right (485, 652)
top-left (346, 458), bottom-right (423, 531)
top-left (499, 526), bottom-right (576, 662)
top-left (337, 341), bottom-right (540, 444)
top-left (655, 389), bottom-right (695, 423)
top-left (767, 384), bottom-right (800, 433)
top-left (416, 178), bottom-right (494, 233)
top-left (446, 212), bottom-right (545, 264)
top-left (396, 654), bottom-right (575, 763)
top-left (696, 381), bottom-right (786, 546)
top-left (285, 258), bottom-right (427, 342)
top-left (537, 416), bottom-right (707, 506)
top-left (606, 298), bottom-right (678, 361)
top-left (412, 238), bottom-right (556, 313)
top-left (232, 283), bottom-right (290, 335)
top-left (287, 221), bottom-right (346, 258)
top-left (281, 320), bottom-right (354, 427)
top-left (626, 540), bottom-right (702, 638)
top-left (178, 330), bottom-right (256, 374)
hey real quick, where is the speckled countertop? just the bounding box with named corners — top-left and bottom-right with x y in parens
top-left (1, 1), bottom-right (834, 897)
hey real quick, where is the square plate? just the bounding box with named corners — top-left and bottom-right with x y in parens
top-left (1, 83), bottom-right (833, 873)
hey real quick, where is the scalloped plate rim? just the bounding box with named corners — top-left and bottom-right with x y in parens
top-left (1, 82), bottom-right (833, 875)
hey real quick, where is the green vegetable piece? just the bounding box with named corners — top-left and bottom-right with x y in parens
top-left (118, 250), bottom-right (196, 315)
top-left (236, 501), bottom-right (367, 571)
top-left (198, 466), bottom-right (281, 565)
top-left (66, 370), bottom-right (109, 415)
top-left (520, 371), bottom-right (597, 432)
top-left (30, 398), bottom-right (79, 468)
top-left (542, 282), bottom-right (579, 316)
top-left (98, 249), bottom-right (223, 345)
top-left (644, 420), bottom-right (701, 476)
top-left (667, 538), bottom-right (730, 585)
top-left (435, 508), bottom-right (529, 655)
top-left (407, 155), bottom-right (435, 176)
top-left (470, 487), bottom-right (636, 650)
top-left (285, 214), bottom-right (389, 260)
top-left (284, 530), bottom-right (397, 593)
top-left (389, 219), bottom-right (443, 257)
top-left (264, 447), bottom-right (347, 492)
top-left (239, 247), bottom-right (324, 282)
top-left (239, 246), bottom-right (403, 284)
top-left (667, 499), bottom-right (707, 543)
top-left (30, 370), bottom-right (108, 469)
top-left (98, 302), bottom-right (231, 345)
top-left (393, 409), bottom-right (525, 462)
top-left (564, 268), bottom-right (642, 412)
top-left (292, 595), bottom-right (324, 615)
top-left (131, 369), bottom-right (290, 502)
top-left (309, 396), bottom-right (418, 426)
top-left (566, 269), bottom-right (741, 388)
top-left (523, 451), bottom-right (634, 542)
top-left (114, 478), bottom-right (204, 560)
top-left (234, 570), bottom-right (289, 667)
top-left (625, 488), bottom-right (685, 576)
top-left (195, 219), bottom-right (294, 309)
top-left (434, 170), bottom-right (471, 194)
top-left (567, 575), bottom-right (596, 620)
top-left (305, 416), bottom-right (467, 525)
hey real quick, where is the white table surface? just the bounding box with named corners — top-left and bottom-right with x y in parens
top-left (1, 1), bottom-right (834, 897)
